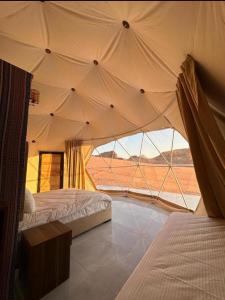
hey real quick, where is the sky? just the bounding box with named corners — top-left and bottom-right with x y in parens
top-left (93, 129), bottom-right (189, 159)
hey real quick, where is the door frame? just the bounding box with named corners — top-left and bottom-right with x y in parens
top-left (37, 151), bottom-right (64, 193)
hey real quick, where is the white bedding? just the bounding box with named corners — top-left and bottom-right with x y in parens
top-left (19, 189), bottom-right (111, 231)
top-left (116, 213), bottom-right (225, 300)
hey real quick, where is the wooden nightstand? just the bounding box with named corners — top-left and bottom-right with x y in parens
top-left (20, 221), bottom-right (72, 300)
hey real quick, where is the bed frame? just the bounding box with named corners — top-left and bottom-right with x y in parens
top-left (66, 207), bottom-right (112, 238)
top-left (16, 207), bottom-right (111, 268)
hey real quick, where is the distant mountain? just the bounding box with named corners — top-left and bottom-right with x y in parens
top-left (96, 148), bottom-right (193, 165)
top-left (149, 148), bottom-right (192, 165)
top-left (129, 155), bottom-right (150, 163)
top-left (99, 151), bottom-right (118, 158)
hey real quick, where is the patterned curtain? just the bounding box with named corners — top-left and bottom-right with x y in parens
top-left (0, 60), bottom-right (32, 299)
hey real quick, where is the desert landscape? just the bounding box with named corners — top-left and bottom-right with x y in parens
top-left (87, 149), bottom-right (200, 196)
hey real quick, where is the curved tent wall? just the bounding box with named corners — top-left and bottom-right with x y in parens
top-left (1, 1), bottom-right (225, 155)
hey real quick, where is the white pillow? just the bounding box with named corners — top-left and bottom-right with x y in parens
top-left (24, 188), bottom-right (36, 213)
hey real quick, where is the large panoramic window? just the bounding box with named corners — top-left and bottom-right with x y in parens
top-left (87, 129), bottom-right (201, 211)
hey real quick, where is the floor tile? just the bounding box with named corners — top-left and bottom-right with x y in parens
top-left (42, 196), bottom-right (169, 300)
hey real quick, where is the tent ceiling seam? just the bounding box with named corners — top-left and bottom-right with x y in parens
top-left (75, 99), bottom-right (174, 143)
top-left (1, 2), bottom-right (30, 19)
top-left (50, 1), bottom-right (118, 24)
top-left (40, 1), bottom-right (49, 47)
top-left (31, 55), bottom-right (46, 73)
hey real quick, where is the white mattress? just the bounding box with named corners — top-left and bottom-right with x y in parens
top-left (116, 212), bottom-right (225, 300)
top-left (19, 189), bottom-right (111, 231)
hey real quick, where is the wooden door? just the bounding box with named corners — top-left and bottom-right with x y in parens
top-left (38, 152), bottom-right (64, 192)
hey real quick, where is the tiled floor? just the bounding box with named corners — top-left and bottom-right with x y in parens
top-left (42, 196), bottom-right (169, 300)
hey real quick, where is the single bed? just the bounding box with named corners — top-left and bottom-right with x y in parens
top-left (19, 188), bottom-right (112, 237)
top-left (116, 212), bottom-right (225, 300)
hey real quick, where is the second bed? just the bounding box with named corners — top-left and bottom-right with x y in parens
top-left (19, 188), bottom-right (112, 237)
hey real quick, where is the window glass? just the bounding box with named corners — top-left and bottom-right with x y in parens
top-left (87, 129), bottom-right (201, 211)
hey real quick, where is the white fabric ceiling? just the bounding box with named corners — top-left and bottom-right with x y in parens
top-left (0, 1), bottom-right (224, 153)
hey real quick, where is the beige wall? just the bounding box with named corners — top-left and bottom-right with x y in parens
top-left (26, 155), bottom-right (39, 193)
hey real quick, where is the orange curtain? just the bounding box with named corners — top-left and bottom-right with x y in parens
top-left (177, 55), bottom-right (225, 217)
top-left (65, 140), bottom-right (96, 191)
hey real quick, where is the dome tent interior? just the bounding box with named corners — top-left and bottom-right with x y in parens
top-left (1, 0), bottom-right (222, 152)
top-left (0, 1), bottom-right (225, 300)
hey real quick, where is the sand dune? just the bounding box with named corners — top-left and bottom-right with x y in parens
top-left (88, 156), bottom-right (200, 195)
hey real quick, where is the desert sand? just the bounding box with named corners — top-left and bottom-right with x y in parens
top-left (88, 156), bottom-right (200, 195)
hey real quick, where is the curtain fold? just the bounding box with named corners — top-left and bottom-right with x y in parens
top-left (65, 140), bottom-right (96, 191)
top-left (177, 55), bottom-right (225, 217)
